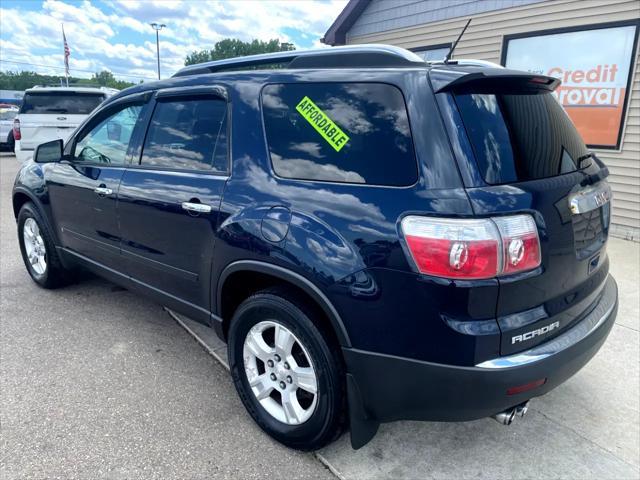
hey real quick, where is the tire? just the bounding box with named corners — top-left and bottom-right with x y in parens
top-left (17, 202), bottom-right (70, 288)
top-left (7, 130), bottom-right (15, 152)
top-left (228, 287), bottom-right (346, 451)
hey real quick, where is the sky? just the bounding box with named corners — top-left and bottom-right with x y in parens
top-left (0, 0), bottom-right (348, 83)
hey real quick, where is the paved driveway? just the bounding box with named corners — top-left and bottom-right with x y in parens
top-left (1, 152), bottom-right (638, 479)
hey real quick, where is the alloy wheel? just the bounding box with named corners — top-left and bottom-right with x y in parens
top-left (23, 218), bottom-right (47, 275)
top-left (243, 320), bottom-right (318, 425)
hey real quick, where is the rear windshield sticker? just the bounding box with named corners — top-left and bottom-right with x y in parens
top-left (295, 96), bottom-right (350, 152)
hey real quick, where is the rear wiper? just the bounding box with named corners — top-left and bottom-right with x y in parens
top-left (578, 153), bottom-right (609, 186)
top-left (576, 153), bottom-right (594, 169)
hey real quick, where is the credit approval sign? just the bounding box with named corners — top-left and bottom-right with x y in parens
top-left (504, 23), bottom-right (638, 149)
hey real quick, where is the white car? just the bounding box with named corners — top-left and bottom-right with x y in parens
top-left (0, 105), bottom-right (19, 151)
top-left (13, 86), bottom-right (118, 162)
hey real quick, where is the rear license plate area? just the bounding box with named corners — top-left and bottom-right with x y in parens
top-left (571, 204), bottom-right (609, 260)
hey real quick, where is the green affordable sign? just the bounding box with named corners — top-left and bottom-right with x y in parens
top-left (295, 96), bottom-right (350, 152)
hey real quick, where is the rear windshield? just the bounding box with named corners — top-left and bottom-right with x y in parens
top-left (20, 92), bottom-right (105, 115)
top-left (262, 82), bottom-right (417, 186)
top-left (455, 92), bottom-right (590, 185)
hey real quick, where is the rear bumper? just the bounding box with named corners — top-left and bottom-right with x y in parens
top-left (345, 274), bottom-right (617, 426)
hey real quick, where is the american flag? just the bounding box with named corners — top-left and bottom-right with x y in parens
top-left (62, 25), bottom-right (70, 78)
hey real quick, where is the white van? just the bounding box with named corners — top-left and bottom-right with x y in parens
top-left (14, 86), bottom-right (118, 162)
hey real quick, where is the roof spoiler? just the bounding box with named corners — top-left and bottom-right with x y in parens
top-left (430, 67), bottom-right (560, 94)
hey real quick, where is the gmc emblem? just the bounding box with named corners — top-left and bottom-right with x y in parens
top-left (512, 321), bottom-right (560, 344)
top-left (594, 190), bottom-right (609, 208)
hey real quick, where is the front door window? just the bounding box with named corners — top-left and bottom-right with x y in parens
top-left (74, 105), bottom-right (143, 165)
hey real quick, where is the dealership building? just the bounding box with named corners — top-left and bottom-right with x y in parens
top-left (323, 0), bottom-right (640, 240)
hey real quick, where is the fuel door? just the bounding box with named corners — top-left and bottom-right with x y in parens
top-left (260, 206), bottom-right (292, 243)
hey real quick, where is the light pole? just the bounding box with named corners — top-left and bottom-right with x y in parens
top-left (150, 23), bottom-right (166, 80)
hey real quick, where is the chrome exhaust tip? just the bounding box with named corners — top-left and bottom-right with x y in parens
top-left (492, 401), bottom-right (530, 425)
top-left (492, 409), bottom-right (517, 425)
top-left (515, 401), bottom-right (529, 418)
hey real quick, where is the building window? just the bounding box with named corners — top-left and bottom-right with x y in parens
top-left (502, 21), bottom-right (639, 150)
top-left (411, 44), bottom-right (451, 62)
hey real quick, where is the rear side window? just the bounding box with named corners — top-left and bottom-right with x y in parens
top-left (20, 92), bottom-right (105, 115)
top-left (140, 97), bottom-right (228, 173)
top-left (455, 93), bottom-right (589, 185)
top-left (262, 83), bottom-right (417, 186)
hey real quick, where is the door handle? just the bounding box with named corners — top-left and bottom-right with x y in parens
top-left (181, 202), bottom-right (212, 214)
top-left (94, 186), bottom-right (113, 196)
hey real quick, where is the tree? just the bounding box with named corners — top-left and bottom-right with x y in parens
top-left (0, 70), bottom-right (136, 91)
top-left (90, 70), bottom-right (135, 90)
top-left (185, 38), bottom-right (295, 66)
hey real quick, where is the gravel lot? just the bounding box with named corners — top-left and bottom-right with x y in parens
top-left (1, 152), bottom-right (639, 479)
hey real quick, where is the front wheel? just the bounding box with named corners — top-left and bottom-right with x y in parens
top-left (17, 202), bottom-right (70, 288)
top-left (228, 288), bottom-right (346, 451)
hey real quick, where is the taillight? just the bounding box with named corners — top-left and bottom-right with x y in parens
top-left (493, 215), bottom-right (541, 275)
top-left (401, 214), bottom-right (541, 280)
top-left (402, 217), bottom-right (501, 279)
top-left (13, 119), bottom-right (21, 140)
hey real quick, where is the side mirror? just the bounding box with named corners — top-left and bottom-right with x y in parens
top-left (34, 139), bottom-right (63, 163)
top-left (107, 121), bottom-right (122, 142)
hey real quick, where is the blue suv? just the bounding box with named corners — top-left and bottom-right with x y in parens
top-left (13, 45), bottom-right (618, 450)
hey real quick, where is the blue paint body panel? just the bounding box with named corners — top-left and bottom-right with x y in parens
top-left (12, 60), bottom-right (617, 443)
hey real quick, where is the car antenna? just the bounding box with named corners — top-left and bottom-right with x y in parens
top-left (444, 19), bottom-right (471, 63)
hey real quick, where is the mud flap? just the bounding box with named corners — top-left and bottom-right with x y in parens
top-left (347, 373), bottom-right (379, 449)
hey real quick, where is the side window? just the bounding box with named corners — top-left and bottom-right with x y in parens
top-left (140, 97), bottom-right (228, 173)
top-left (261, 83), bottom-right (417, 186)
top-left (74, 104), bottom-right (143, 165)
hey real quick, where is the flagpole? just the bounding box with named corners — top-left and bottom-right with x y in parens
top-left (62, 24), bottom-right (69, 87)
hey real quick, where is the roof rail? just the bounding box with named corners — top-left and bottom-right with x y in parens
top-left (30, 84), bottom-right (120, 92)
top-left (173, 44), bottom-right (426, 77)
top-left (31, 84), bottom-right (78, 88)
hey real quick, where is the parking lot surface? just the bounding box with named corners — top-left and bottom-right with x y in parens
top-left (1, 152), bottom-right (639, 479)
top-left (0, 153), bottom-right (334, 479)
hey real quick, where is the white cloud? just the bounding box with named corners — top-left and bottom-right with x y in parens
top-left (44, 0), bottom-right (116, 38)
top-left (0, 0), bottom-right (348, 83)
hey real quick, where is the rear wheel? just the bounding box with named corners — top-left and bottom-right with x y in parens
top-left (228, 288), bottom-right (346, 450)
top-left (7, 130), bottom-right (15, 152)
top-left (17, 202), bottom-right (70, 288)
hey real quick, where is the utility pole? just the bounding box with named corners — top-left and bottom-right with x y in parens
top-left (150, 23), bottom-right (166, 80)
